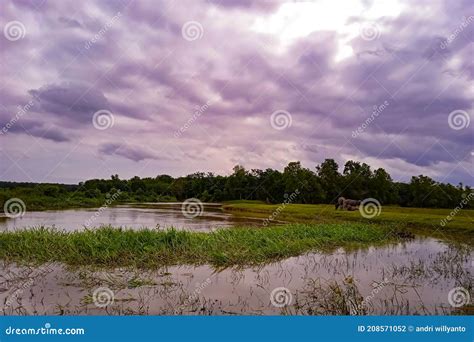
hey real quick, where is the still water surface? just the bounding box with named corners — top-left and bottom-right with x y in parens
top-left (0, 203), bottom-right (265, 232)
top-left (0, 203), bottom-right (471, 315)
top-left (0, 237), bottom-right (471, 315)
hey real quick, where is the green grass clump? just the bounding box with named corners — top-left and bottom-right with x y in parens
top-left (0, 223), bottom-right (396, 268)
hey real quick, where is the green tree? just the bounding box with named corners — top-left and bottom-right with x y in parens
top-left (342, 161), bottom-right (372, 199)
top-left (316, 159), bottom-right (341, 203)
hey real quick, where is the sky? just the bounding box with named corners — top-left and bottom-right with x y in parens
top-left (0, 0), bottom-right (472, 185)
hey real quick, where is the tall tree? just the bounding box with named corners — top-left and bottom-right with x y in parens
top-left (316, 159), bottom-right (341, 203)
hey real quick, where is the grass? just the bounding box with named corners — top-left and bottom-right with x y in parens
top-left (222, 201), bottom-right (474, 241)
top-left (0, 223), bottom-right (400, 268)
top-left (1, 201), bottom-right (471, 268)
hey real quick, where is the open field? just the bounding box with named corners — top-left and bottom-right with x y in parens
top-left (0, 223), bottom-right (401, 268)
top-left (223, 201), bottom-right (474, 242)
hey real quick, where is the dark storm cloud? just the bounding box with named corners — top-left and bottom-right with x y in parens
top-left (10, 0), bottom-right (47, 10)
top-left (208, 0), bottom-right (284, 12)
top-left (99, 143), bottom-right (157, 162)
top-left (0, 0), bottom-right (472, 183)
top-left (28, 82), bottom-right (111, 125)
top-left (58, 16), bottom-right (82, 28)
top-left (6, 119), bottom-right (71, 142)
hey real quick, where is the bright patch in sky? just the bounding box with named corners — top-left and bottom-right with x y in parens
top-left (252, 0), bottom-right (404, 61)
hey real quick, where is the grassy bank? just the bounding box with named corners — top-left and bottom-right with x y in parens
top-left (0, 196), bottom-right (179, 212)
top-left (223, 201), bottom-right (474, 240)
top-left (0, 223), bottom-right (399, 268)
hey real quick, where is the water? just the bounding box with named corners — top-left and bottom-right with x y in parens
top-left (0, 203), bottom-right (266, 232)
top-left (0, 237), bottom-right (472, 315)
top-left (0, 203), bottom-right (472, 315)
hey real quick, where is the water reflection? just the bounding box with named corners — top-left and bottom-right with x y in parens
top-left (0, 237), bottom-right (471, 315)
top-left (0, 203), bottom-right (266, 232)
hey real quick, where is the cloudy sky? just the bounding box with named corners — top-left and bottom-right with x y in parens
top-left (0, 0), bottom-right (472, 184)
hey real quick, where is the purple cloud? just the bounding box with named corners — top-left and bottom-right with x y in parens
top-left (99, 143), bottom-right (157, 162)
top-left (0, 0), bottom-right (472, 184)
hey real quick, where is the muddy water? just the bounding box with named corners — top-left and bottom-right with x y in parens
top-left (0, 203), bottom-right (266, 232)
top-left (1, 237), bottom-right (472, 315)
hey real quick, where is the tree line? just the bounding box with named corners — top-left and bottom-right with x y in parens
top-left (0, 159), bottom-right (472, 210)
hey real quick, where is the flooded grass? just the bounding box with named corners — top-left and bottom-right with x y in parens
top-left (223, 201), bottom-right (474, 242)
top-left (1, 236), bottom-right (471, 316)
top-left (0, 202), bottom-right (472, 316)
top-left (0, 223), bottom-right (400, 268)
